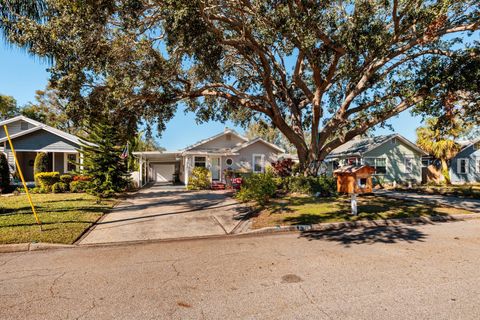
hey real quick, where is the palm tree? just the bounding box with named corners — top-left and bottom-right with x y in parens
top-left (0, 0), bottom-right (46, 46)
top-left (416, 118), bottom-right (462, 185)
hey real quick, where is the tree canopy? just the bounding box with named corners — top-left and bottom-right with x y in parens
top-left (0, 94), bottom-right (17, 119)
top-left (2, 0), bottom-right (479, 173)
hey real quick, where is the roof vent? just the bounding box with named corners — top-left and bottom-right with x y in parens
top-left (226, 133), bottom-right (232, 141)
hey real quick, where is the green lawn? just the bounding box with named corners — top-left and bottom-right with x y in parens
top-left (0, 193), bottom-right (115, 244)
top-left (397, 185), bottom-right (480, 199)
top-left (252, 195), bottom-right (474, 229)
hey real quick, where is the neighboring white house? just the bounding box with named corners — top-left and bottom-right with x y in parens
top-left (0, 116), bottom-right (83, 182)
top-left (133, 128), bottom-right (286, 186)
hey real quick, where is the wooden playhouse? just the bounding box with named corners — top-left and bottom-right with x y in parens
top-left (334, 165), bottom-right (376, 194)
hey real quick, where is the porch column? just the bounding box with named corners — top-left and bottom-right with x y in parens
top-left (52, 152), bottom-right (55, 171)
top-left (184, 157), bottom-right (189, 184)
top-left (139, 155), bottom-right (143, 187)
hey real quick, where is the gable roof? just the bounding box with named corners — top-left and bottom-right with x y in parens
top-left (231, 137), bottom-right (285, 153)
top-left (326, 134), bottom-right (428, 159)
top-left (460, 137), bottom-right (480, 152)
top-left (182, 128), bottom-right (248, 151)
top-left (0, 115), bottom-right (87, 146)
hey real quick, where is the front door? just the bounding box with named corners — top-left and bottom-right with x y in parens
top-left (211, 157), bottom-right (221, 181)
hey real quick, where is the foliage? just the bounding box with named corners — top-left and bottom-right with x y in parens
top-left (0, 94), bottom-right (18, 119)
top-left (187, 167), bottom-right (211, 190)
top-left (236, 172), bottom-right (277, 205)
top-left (20, 84), bottom-right (83, 136)
top-left (129, 131), bottom-right (166, 171)
top-left (72, 175), bottom-right (90, 182)
top-left (0, 153), bottom-right (10, 191)
top-left (70, 180), bottom-right (88, 193)
top-left (271, 158), bottom-right (295, 178)
top-left (3, 1), bottom-right (478, 176)
top-left (59, 174), bottom-right (73, 184)
top-left (79, 121), bottom-right (131, 198)
top-left (284, 176), bottom-right (337, 196)
top-left (35, 171), bottom-right (60, 192)
top-left (33, 152), bottom-right (49, 186)
top-left (416, 118), bottom-right (463, 184)
top-left (52, 182), bottom-right (69, 193)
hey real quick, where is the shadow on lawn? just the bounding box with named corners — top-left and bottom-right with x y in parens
top-left (300, 225), bottom-right (427, 247)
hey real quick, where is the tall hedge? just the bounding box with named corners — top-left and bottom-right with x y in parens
top-left (0, 153), bottom-right (10, 191)
top-left (34, 152), bottom-right (49, 186)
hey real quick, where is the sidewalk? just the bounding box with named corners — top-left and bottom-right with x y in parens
top-left (375, 190), bottom-right (480, 213)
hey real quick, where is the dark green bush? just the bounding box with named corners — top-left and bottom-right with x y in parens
top-left (187, 167), bottom-right (211, 190)
top-left (52, 182), bottom-right (69, 193)
top-left (236, 172), bottom-right (276, 205)
top-left (35, 172), bottom-right (60, 192)
top-left (0, 153), bottom-right (10, 192)
top-left (285, 175), bottom-right (336, 196)
top-left (70, 180), bottom-right (88, 193)
top-left (33, 152), bottom-right (49, 186)
top-left (60, 174), bottom-right (73, 184)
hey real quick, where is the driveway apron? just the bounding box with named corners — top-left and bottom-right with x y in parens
top-left (79, 185), bottom-right (248, 244)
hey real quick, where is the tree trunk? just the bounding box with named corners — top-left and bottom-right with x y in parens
top-left (440, 158), bottom-right (451, 185)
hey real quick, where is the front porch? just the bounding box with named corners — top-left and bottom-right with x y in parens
top-left (7, 151), bottom-right (79, 183)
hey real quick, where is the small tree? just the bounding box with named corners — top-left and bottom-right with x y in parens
top-left (416, 118), bottom-right (462, 184)
top-left (79, 122), bottom-right (130, 198)
top-left (0, 153), bottom-right (10, 191)
top-left (33, 152), bottom-right (48, 186)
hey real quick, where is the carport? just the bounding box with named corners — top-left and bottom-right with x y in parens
top-left (133, 151), bottom-right (183, 187)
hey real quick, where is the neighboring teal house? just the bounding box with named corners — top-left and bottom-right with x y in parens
top-left (450, 139), bottom-right (480, 184)
top-left (325, 134), bottom-right (428, 185)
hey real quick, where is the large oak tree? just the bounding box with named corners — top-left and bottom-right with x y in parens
top-left (3, 0), bottom-right (479, 174)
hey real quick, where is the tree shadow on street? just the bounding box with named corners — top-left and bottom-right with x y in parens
top-left (299, 225), bottom-right (427, 247)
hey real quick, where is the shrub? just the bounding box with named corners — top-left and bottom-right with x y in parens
top-left (33, 152), bottom-right (49, 186)
top-left (187, 167), bottom-right (211, 190)
top-left (52, 182), bottom-right (69, 193)
top-left (35, 172), bottom-right (60, 192)
top-left (60, 174), bottom-right (73, 184)
top-left (285, 175), bottom-right (336, 196)
top-left (236, 172), bottom-right (276, 205)
top-left (0, 153), bottom-right (10, 192)
top-left (271, 158), bottom-right (294, 177)
top-left (70, 180), bottom-right (88, 193)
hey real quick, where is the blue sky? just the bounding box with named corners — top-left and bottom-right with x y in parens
top-left (0, 42), bottom-right (423, 151)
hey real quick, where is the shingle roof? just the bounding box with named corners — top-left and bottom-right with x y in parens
top-left (326, 134), bottom-right (427, 159)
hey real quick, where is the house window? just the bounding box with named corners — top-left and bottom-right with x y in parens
top-left (194, 156), bottom-right (206, 168)
top-left (457, 159), bottom-right (468, 174)
top-left (366, 158), bottom-right (387, 175)
top-left (225, 158), bottom-right (233, 166)
top-left (252, 154), bottom-right (265, 173)
top-left (347, 157), bottom-right (358, 165)
top-left (20, 122), bottom-right (29, 130)
top-left (404, 156), bottom-right (414, 173)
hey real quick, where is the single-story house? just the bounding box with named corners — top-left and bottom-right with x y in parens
top-left (133, 128), bottom-right (286, 186)
top-left (0, 115), bottom-right (82, 181)
top-left (450, 138), bottom-right (480, 184)
top-left (325, 134), bottom-right (428, 185)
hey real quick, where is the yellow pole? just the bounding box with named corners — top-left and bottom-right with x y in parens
top-left (3, 125), bottom-right (42, 228)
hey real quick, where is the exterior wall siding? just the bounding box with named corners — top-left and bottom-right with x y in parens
top-left (5, 130), bottom-right (79, 152)
top-left (450, 144), bottom-right (480, 184)
top-left (363, 139), bottom-right (422, 184)
top-left (0, 120), bottom-right (36, 140)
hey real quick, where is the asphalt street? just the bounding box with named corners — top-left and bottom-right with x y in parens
top-left (2, 219), bottom-right (480, 319)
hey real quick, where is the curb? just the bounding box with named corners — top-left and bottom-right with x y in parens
top-left (0, 243), bottom-right (74, 254)
top-left (245, 212), bottom-right (480, 235)
top-left (2, 213), bottom-right (480, 254)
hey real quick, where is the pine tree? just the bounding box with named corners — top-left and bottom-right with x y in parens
top-left (79, 122), bottom-right (130, 198)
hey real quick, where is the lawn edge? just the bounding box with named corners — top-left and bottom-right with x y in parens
top-left (247, 212), bottom-right (480, 235)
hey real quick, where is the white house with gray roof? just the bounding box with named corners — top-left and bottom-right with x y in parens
top-left (325, 134), bottom-right (428, 185)
top-left (133, 128), bottom-right (286, 187)
top-left (0, 116), bottom-right (84, 181)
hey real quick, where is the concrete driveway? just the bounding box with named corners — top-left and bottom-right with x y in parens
top-left (79, 184), bottom-right (250, 244)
